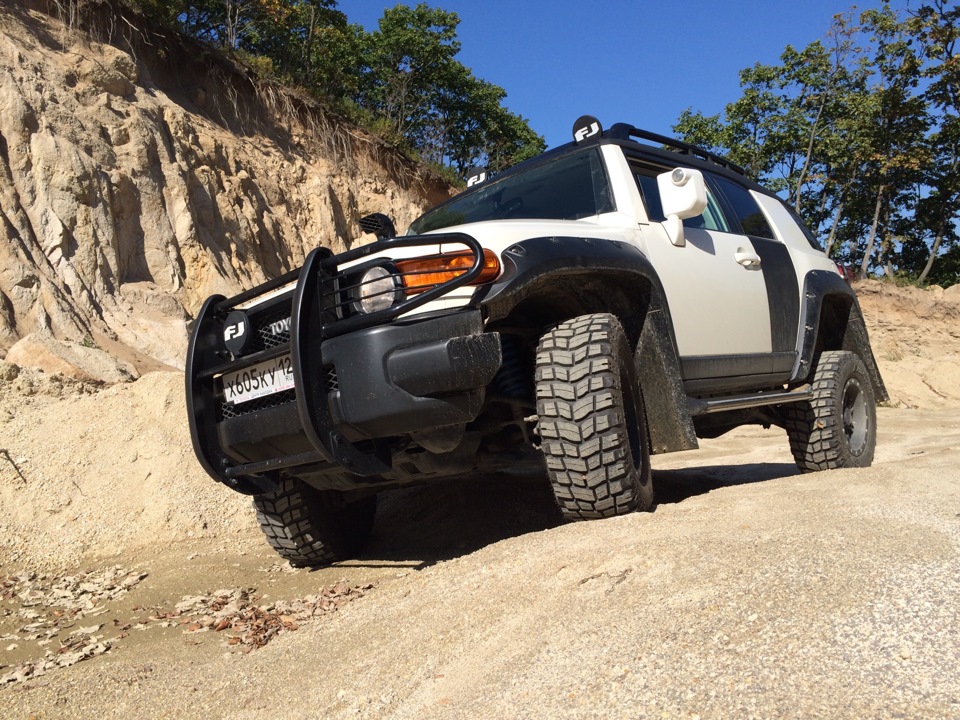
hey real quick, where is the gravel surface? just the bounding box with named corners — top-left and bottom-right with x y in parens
top-left (2, 281), bottom-right (959, 718)
top-left (2, 407), bottom-right (958, 719)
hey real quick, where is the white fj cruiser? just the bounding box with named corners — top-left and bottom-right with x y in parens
top-left (186, 116), bottom-right (887, 566)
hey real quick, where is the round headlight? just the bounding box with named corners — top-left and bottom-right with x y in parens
top-left (358, 266), bottom-right (400, 314)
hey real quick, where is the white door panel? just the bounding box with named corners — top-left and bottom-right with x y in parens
top-left (644, 226), bottom-right (771, 357)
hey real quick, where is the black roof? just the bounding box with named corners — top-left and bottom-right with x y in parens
top-left (486, 121), bottom-right (756, 188)
top-left (604, 123), bottom-right (747, 176)
top-left (426, 121), bottom-right (769, 217)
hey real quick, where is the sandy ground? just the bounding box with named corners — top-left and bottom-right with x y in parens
top-left (1, 280), bottom-right (959, 718)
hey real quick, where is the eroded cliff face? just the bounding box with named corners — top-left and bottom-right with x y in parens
top-left (0, 4), bottom-right (451, 381)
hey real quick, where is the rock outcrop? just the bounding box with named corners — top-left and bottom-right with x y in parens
top-left (0, 2), bottom-right (451, 380)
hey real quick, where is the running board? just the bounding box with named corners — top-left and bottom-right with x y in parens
top-left (688, 385), bottom-right (813, 416)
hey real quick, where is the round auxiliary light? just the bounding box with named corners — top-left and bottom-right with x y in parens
top-left (358, 266), bottom-right (400, 314)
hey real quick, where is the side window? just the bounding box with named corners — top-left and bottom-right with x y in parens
top-left (634, 172), bottom-right (665, 221)
top-left (782, 201), bottom-right (823, 250)
top-left (632, 165), bottom-right (730, 232)
top-left (684, 190), bottom-right (730, 233)
top-left (711, 177), bottom-right (776, 240)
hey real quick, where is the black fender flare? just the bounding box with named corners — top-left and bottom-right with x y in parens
top-left (794, 271), bottom-right (888, 402)
top-left (476, 236), bottom-right (698, 453)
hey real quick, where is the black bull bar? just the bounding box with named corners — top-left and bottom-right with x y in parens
top-left (185, 233), bottom-right (486, 495)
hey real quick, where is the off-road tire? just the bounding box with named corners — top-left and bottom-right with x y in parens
top-left (253, 477), bottom-right (376, 567)
top-left (782, 350), bottom-right (877, 472)
top-left (535, 313), bottom-right (654, 520)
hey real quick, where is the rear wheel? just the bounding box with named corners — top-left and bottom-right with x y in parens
top-left (782, 350), bottom-right (877, 472)
top-left (535, 313), bottom-right (654, 520)
top-left (253, 477), bottom-right (376, 567)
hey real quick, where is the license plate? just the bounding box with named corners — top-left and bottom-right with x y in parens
top-left (221, 355), bottom-right (295, 405)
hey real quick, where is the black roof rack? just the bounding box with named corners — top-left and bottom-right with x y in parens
top-left (606, 123), bottom-right (747, 177)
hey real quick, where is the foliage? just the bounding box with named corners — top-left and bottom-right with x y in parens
top-left (139, 0), bottom-right (544, 181)
top-left (673, 2), bottom-right (960, 288)
top-left (353, 4), bottom-right (543, 174)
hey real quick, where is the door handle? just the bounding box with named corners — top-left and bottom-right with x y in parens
top-left (735, 249), bottom-right (761, 268)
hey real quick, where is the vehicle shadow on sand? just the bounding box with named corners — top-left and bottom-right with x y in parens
top-left (653, 462), bottom-right (800, 505)
top-left (351, 462), bottom-right (800, 569)
top-left (355, 475), bottom-right (562, 569)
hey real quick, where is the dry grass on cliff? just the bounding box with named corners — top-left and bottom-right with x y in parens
top-left (23, 0), bottom-right (442, 190)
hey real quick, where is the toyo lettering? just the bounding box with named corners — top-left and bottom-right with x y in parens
top-left (268, 317), bottom-right (291, 336)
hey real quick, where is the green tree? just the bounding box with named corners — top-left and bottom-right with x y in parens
top-left (912, 0), bottom-right (960, 284)
top-left (354, 3), bottom-right (543, 177)
top-left (856, 4), bottom-right (930, 278)
top-left (168, 0), bottom-right (289, 50)
top-left (358, 4), bottom-right (462, 141)
top-left (481, 109), bottom-right (545, 173)
top-left (250, 1), bottom-right (364, 98)
top-left (673, 12), bottom-right (872, 237)
top-left (141, 0), bottom-right (544, 181)
top-left (672, 3), bottom-right (959, 286)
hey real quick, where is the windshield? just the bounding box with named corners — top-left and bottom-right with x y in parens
top-left (408, 147), bottom-right (615, 234)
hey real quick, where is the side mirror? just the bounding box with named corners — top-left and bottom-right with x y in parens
top-left (359, 213), bottom-right (396, 241)
top-left (656, 168), bottom-right (707, 247)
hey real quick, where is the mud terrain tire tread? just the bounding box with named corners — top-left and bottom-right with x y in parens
top-left (782, 350), bottom-right (877, 472)
top-left (253, 477), bottom-right (376, 567)
top-left (535, 313), bottom-right (654, 521)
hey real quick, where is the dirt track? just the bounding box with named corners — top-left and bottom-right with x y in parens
top-left (1, 281), bottom-right (959, 718)
top-left (2, 404), bottom-right (959, 719)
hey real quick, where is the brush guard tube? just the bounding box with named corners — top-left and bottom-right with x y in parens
top-left (186, 233), bottom-right (491, 494)
top-left (186, 294), bottom-right (279, 494)
top-left (290, 246), bottom-right (391, 477)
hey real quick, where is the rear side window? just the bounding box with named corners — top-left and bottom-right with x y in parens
top-left (782, 201), bottom-right (823, 250)
top-left (710, 177), bottom-right (776, 240)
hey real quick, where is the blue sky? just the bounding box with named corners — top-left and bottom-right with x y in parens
top-left (339, 0), bottom-right (909, 150)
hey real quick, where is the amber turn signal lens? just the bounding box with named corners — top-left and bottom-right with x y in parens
top-left (396, 249), bottom-right (500, 294)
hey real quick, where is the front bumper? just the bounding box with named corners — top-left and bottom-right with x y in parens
top-left (186, 235), bottom-right (502, 494)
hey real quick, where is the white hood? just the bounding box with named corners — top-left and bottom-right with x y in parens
top-left (422, 216), bottom-right (644, 255)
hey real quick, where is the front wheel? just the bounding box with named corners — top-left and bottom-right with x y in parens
top-left (535, 313), bottom-right (654, 520)
top-left (782, 350), bottom-right (877, 472)
top-left (253, 477), bottom-right (376, 567)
